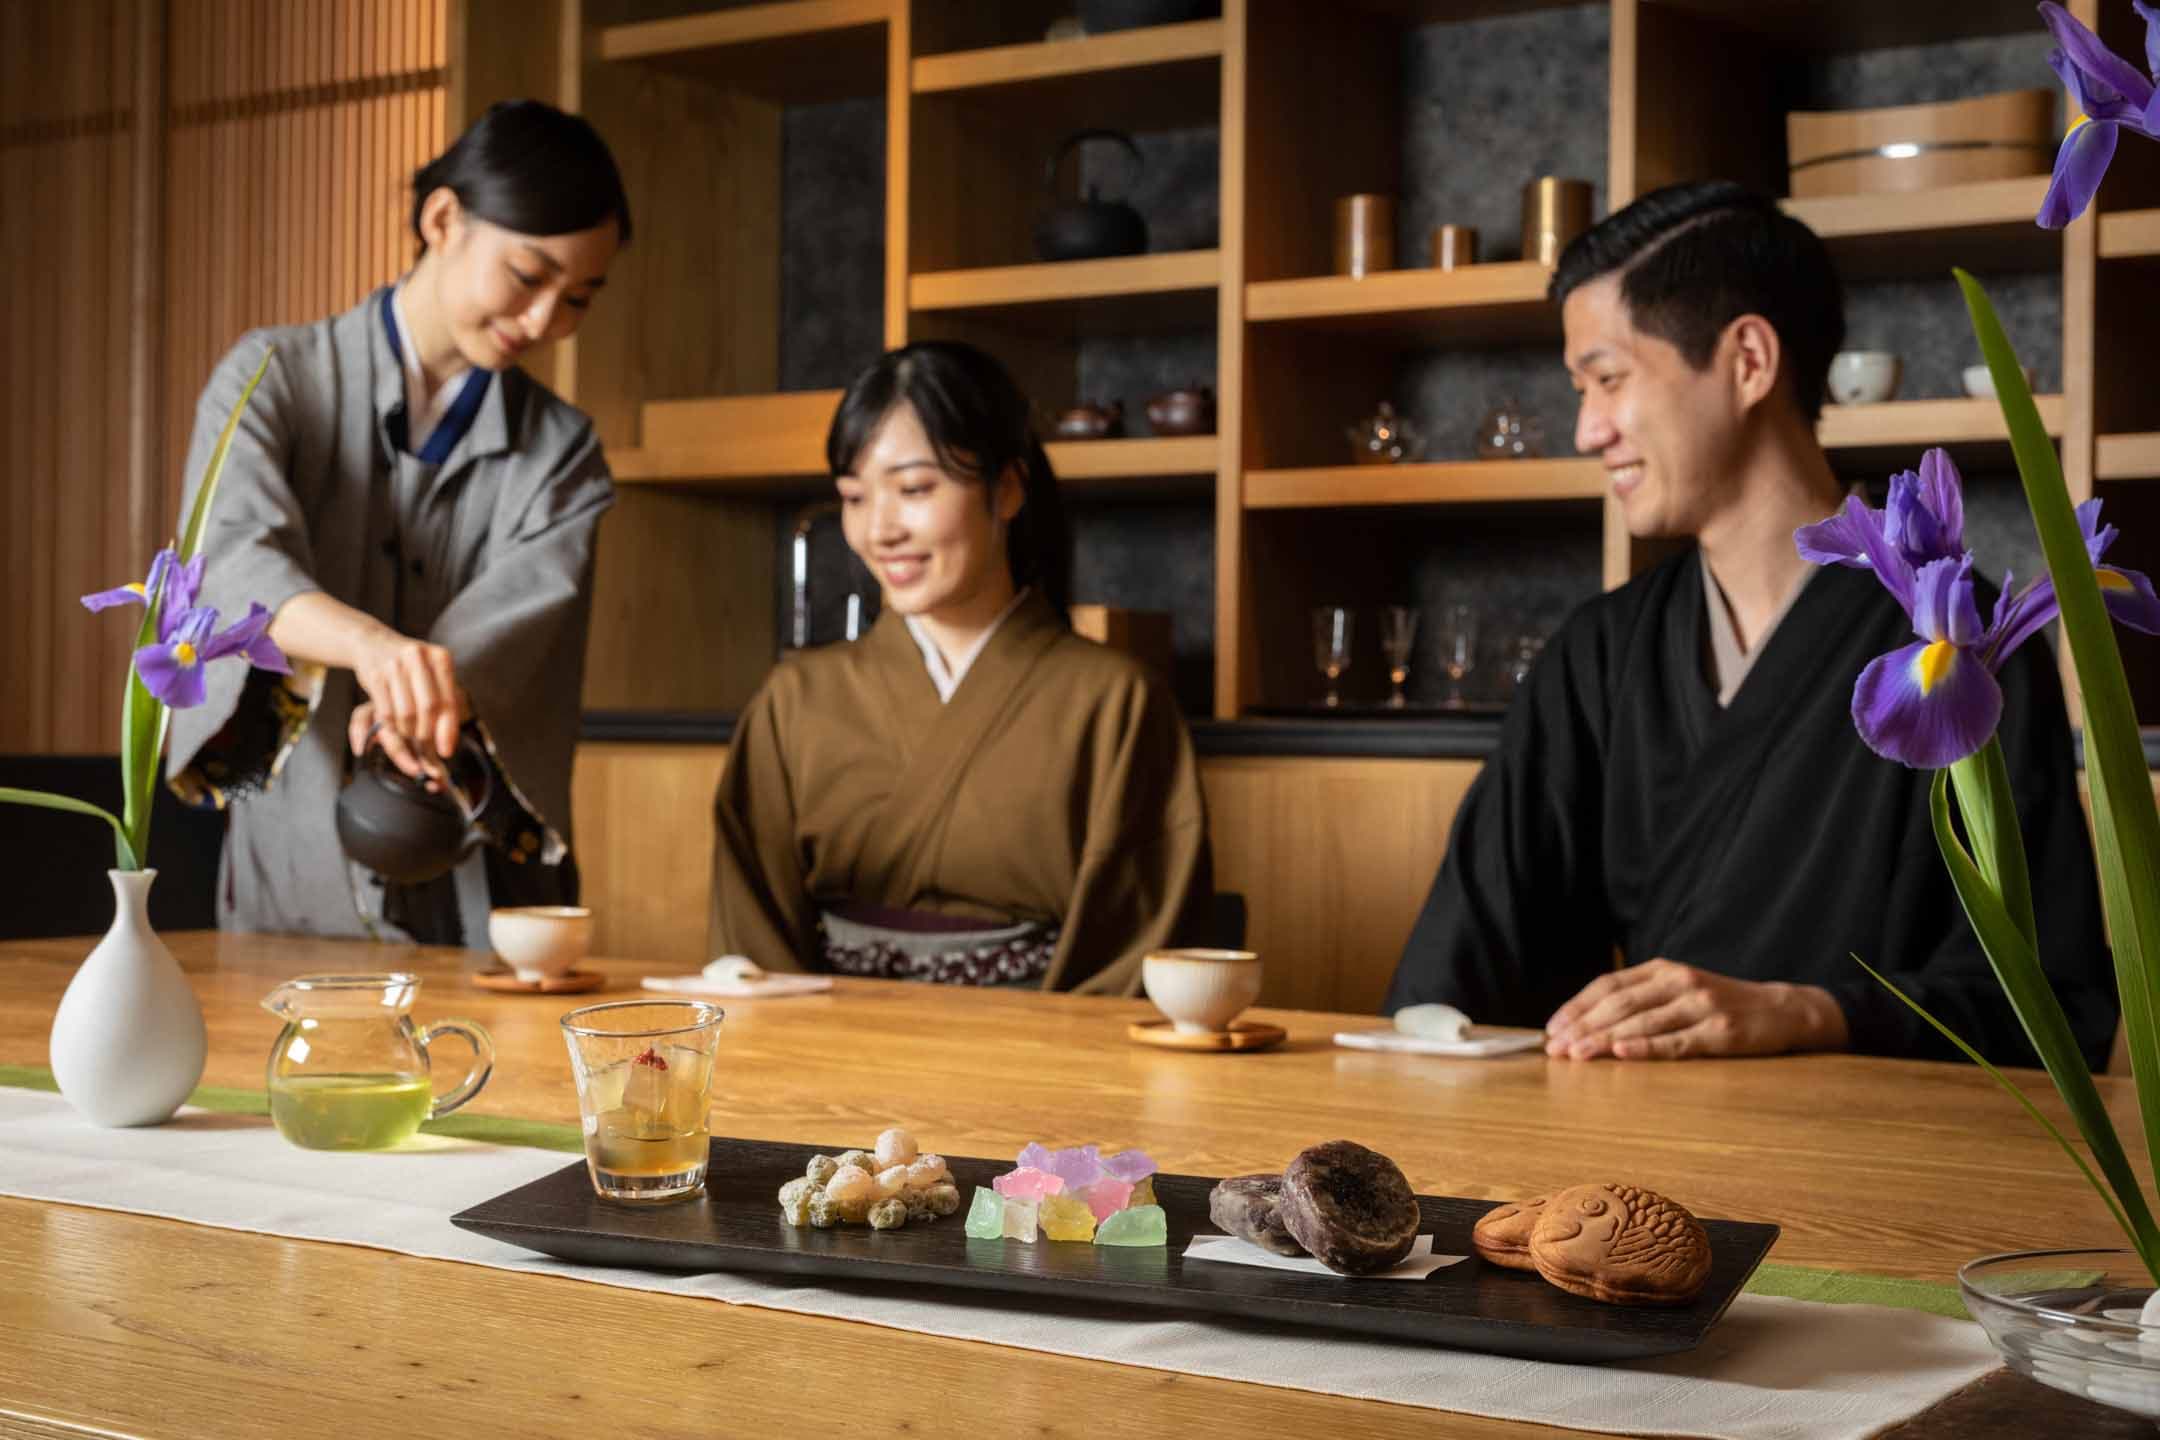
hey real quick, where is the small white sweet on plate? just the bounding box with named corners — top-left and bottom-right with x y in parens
top-left (703, 954), bottom-right (767, 985)
top-left (1393, 1003), bottom-right (1471, 1043)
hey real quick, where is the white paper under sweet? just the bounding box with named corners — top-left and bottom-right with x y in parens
top-left (1333, 1027), bottom-right (1546, 1058)
top-left (1184, 1231), bottom-right (1466, 1279)
top-left (0, 1088), bottom-right (1998, 1439)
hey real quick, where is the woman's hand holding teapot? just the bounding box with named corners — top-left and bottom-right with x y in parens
top-left (350, 629), bottom-right (469, 785)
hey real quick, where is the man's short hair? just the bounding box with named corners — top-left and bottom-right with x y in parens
top-left (1549, 180), bottom-right (1845, 423)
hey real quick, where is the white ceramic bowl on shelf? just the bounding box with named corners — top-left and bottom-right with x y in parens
top-left (1962, 363), bottom-right (2038, 398)
top-left (1828, 350), bottom-right (1901, 405)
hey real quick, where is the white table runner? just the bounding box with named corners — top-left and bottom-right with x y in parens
top-left (0, 1089), bottom-right (1998, 1439)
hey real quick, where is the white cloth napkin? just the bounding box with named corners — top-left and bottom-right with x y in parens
top-left (1183, 1232), bottom-right (1467, 1279)
top-left (0, 1088), bottom-right (1999, 1439)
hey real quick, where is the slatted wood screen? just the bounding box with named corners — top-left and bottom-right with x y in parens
top-left (1, 0), bottom-right (445, 755)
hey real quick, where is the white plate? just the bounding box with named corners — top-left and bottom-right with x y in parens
top-left (1332, 1027), bottom-right (1544, 1058)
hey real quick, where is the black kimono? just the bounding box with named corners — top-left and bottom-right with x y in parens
top-left (1385, 551), bottom-right (2117, 1070)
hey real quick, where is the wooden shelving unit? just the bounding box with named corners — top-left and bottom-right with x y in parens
top-left (457, 0), bottom-right (2136, 722)
top-left (595, 0), bottom-right (889, 103)
top-left (1782, 176), bottom-right (2057, 278)
top-left (2098, 432), bottom-right (2160, 481)
top-left (911, 20), bottom-right (1223, 132)
top-left (2099, 208), bottom-right (2160, 259)
top-left (909, 250), bottom-right (1221, 331)
top-left (1245, 261), bottom-right (1557, 343)
top-left (1818, 395), bottom-right (2067, 455)
top-left (1046, 435), bottom-right (1218, 481)
top-left (1245, 459), bottom-right (1604, 509)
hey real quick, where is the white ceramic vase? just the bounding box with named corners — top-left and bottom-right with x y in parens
top-left (49, 869), bottom-right (206, 1126)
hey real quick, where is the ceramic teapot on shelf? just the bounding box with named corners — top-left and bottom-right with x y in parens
top-left (333, 734), bottom-right (494, 885)
top-left (1035, 129), bottom-right (1149, 263)
top-left (1145, 382), bottom-right (1215, 436)
top-left (1051, 398), bottom-right (1125, 440)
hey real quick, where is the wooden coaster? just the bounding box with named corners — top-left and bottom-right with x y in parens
top-left (1127, 1018), bottom-right (1287, 1052)
top-left (472, 969), bottom-right (607, 995)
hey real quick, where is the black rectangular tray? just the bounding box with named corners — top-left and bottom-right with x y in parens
top-left (450, 1138), bottom-right (1778, 1364)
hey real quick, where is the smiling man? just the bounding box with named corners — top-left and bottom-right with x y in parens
top-left (1383, 180), bottom-right (2116, 1068)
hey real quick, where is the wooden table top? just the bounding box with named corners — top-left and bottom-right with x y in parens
top-left (0, 931), bottom-right (2146, 1439)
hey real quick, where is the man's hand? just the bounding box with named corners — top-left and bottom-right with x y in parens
top-left (1542, 958), bottom-right (1849, 1060)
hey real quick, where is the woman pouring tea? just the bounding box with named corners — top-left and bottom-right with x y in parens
top-left (167, 100), bottom-right (630, 947)
top-left (709, 341), bottom-right (1213, 993)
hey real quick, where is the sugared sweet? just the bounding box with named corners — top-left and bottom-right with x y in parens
top-left (1102, 1148), bottom-right (1157, 1183)
top-left (875, 1127), bottom-right (919, 1170)
top-left (1040, 1192), bottom-right (1098, 1241)
top-left (1017, 1141), bottom-right (1056, 1171)
top-left (1081, 1177), bottom-right (1134, 1221)
top-left (1002, 1197), bottom-right (1040, 1242)
top-left (1129, 1176), bottom-right (1156, 1207)
top-left (1042, 1144), bottom-right (1105, 1191)
top-left (825, 1164), bottom-right (875, 1210)
top-left (780, 1131), bottom-right (957, 1234)
top-left (965, 1186), bottom-right (1005, 1239)
top-left (1095, 1204), bottom-right (1167, 1247)
top-left (994, 1167), bottom-right (1065, 1201)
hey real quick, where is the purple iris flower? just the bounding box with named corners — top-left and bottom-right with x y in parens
top-left (1795, 447), bottom-right (2160, 769)
top-left (2037, 2), bottom-right (2160, 227)
top-left (132, 602), bottom-right (290, 710)
top-left (80, 547), bottom-right (203, 618)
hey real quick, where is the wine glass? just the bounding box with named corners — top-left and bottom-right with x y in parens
top-left (1312, 606), bottom-right (1353, 708)
top-left (1439, 602), bottom-right (1477, 706)
top-left (1380, 606), bottom-right (1419, 709)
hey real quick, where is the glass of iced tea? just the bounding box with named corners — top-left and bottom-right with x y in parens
top-left (560, 1000), bottom-right (724, 1203)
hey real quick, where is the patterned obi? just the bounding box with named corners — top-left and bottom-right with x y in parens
top-left (818, 903), bottom-right (1058, 987)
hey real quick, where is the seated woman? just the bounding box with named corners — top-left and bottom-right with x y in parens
top-left (710, 341), bottom-right (1212, 992)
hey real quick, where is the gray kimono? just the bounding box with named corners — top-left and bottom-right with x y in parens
top-left (167, 287), bottom-right (613, 947)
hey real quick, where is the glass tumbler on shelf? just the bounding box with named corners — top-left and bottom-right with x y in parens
top-left (1507, 632), bottom-right (1546, 692)
top-left (1439, 603), bottom-right (1478, 706)
top-left (1312, 606), bottom-right (1354, 709)
top-left (1380, 606), bottom-right (1420, 709)
top-left (561, 1000), bottom-right (725, 1203)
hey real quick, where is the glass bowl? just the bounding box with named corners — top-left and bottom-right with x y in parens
top-left (1960, 1248), bottom-right (2160, 1418)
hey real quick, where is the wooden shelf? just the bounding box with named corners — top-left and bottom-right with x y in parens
top-left (1817, 395), bottom-right (2066, 465)
top-left (1244, 458), bottom-right (1604, 509)
top-left (596, 0), bottom-right (889, 105)
top-left (1244, 261), bottom-right (1557, 345)
top-left (909, 250), bottom-right (1219, 334)
top-left (2100, 209), bottom-right (2160, 259)
top-left (609, 390), bottom-right (840, 484)
top-left (2099, 433), bottom-right (2160, 481)
top-left (1782, 176), bottom-right (2057, 279)
top-left (1045, 435), bottom-right (1217, 483)
top-left (1626, 0), bottom-right (2042, 51)
top-left (911, 20), bottom-right (1222, 132)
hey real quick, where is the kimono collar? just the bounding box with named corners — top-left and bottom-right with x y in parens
top-left (902, 588), bottom-right (1034, 703)
top-left (372, 285), bottom-right (508, 464)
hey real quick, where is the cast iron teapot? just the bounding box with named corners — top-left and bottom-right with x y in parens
top-left (1036, 129), bottom-right (1149, 263)
top-left (335, 734), bottom-right (494, 885)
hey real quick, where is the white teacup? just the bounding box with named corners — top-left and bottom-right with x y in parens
top-left (1142, 949), bottom-right (1263, 1035)
top-left (1962, 363), bottom-right (2036, 399)
top-left (488, 905), bottom-right (592, 984)
top-left (1828, 350), bottom-right (1901, 405)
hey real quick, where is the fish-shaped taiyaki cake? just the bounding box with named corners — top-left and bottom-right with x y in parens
top-left (1470, 1191), bottom-right (1552, 1271)
top-left (1527, 1182), bottom-right (1712, 1306)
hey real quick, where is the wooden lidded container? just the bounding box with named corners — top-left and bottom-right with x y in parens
top-left (1786, 88), bottom-right (2056, 199)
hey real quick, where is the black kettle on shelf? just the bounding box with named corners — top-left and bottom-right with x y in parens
top-left (1035, 129), bottom-right (1149, 263)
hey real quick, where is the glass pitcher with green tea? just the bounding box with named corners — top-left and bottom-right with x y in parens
top-left (261, 973), bottom-right (494, 1150)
